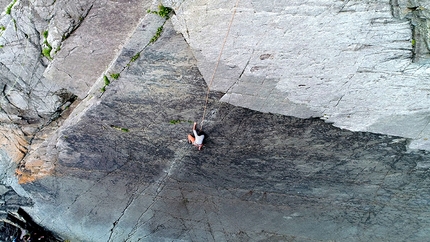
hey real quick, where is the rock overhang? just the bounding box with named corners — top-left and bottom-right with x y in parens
top-left (163, 0), bottom-right (430, 151)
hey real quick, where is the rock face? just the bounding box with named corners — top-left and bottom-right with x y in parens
top-left (164, 0), bottom-right (430, 150)
top-left (14, 20), bottom-right (430, 241)
top-left (0, 185), bottom-right (60, 242)
top-left (43, 0), bottom-right (151, 98)
top-left (1, 0), bottom-right (430, 241)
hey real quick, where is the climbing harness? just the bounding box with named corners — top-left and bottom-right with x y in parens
top-left (199, 0), bottom-right (240, 131)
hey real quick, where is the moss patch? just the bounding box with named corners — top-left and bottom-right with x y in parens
top-left (150, 26), bottom-right (164, 44)
top-left (110, 73), bottom-right (120, 80)
top-left (130, 52), bottom-right (140, 62)
top-left (169, 119), bottom-right (192, 125)
top-left (42, 30), bottom-right (53, 60)
top-left (147, 5), bottom-right (173, 20)
top-left (111, 125), bottom-right (129, 132)
top-left (100, 75), bottom-right (111, 93)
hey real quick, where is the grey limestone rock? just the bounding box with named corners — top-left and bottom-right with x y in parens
top-left (1, 0), bottom-right (430, 241)
top-left (43, 0), bottom-right (151, 98)
top-left (19, 14), bottom-right (430, 242)
top-left (163, 0), bottom-right (430, 150)
top-left (0, 0), bottom-right (88, 127)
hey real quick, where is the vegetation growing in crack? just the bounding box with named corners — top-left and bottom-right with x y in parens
top-left (110, 125), bottom-right (129, 132)
top-left (100, 5), bottom-right (172, 88)
top-left (130, 52), bottom-right (140, 62)
top-left (110, 73), bottom-right (120, 80)
top-left (169, 119), bottom-right (192, 124)
top-left (150, 26), bottom-right (164, 44)
top-left (42, 30), bottom-right (53, 60)
top-left (145, 5), bottom-right (172, 44)
top-left (5, 0), bottom-right (17, 15)
top-left (392, 5), bottom-right (430, 62)
top-left (127, 52), bottom-right (140, 66)
top-left (147, 4), bottom-right (173, 20)
top-left (100, 75), bottom-right (110, 93)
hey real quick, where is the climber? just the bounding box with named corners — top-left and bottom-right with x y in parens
top-left (187, 122), bottom-right (205, 150)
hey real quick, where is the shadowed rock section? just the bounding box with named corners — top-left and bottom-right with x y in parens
top-left (18, 19), bottom-right (430, 241)
top-left (0, 182), bottom-right (61, 241)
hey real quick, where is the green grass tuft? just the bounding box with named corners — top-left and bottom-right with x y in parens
top-left (100, 75), bottom-right (111, 93)
top-left (42, 47), bottom-right (52, 60)
top-left (147, 5), bottom-right (173, 19)
top-left (103, 75), bottom-right (110, 86)
top-left (110, 73), bottom-right (120, 79)
top-left (157, 5), bottom-right (173, 19)
top-left (5, 0), bottom-right (17, 15)
top-left (169, 119), bottom-right (192, 125)
top-left (130, 52), bottom-right (140, 62)
top-left (41, 30), bottom-right (53, 60)
top-left (111, 125), bottom-right (129, 132)
top-left (150, 26), bottom-right (163, 44)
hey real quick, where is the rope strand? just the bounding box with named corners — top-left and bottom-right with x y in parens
top-left (200, 0), bottom-right (240, 131)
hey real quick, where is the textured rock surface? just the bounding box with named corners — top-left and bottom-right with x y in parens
top-left (0, 0), bottom-right (83, 127)
top-left (43, 0), bottom-right (151, 98)
top-left (20, 17), bottom-right (430, 242)
top-left (0, 0), bottom-right (9, 11)
top-left (164, 0), bottom-right (430, 150)
top-left (0, 183), bottom-right (60, 241)
top-left (1, 0), bottom-right (430, 241)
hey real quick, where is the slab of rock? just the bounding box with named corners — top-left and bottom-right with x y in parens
top-left (0, 184), bottom-right (60, 242)
top-left (0, 0), bottom-right (9, 13)
top-left (1, 0), bottom-right (430, 241)
top-left (43, 0), bottom-right (152, 98)
top-left (164, 0), bottom-right (430, 150)
top-left (19, 16), bottom-right (430, 242)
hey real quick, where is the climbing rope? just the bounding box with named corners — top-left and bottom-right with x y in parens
top-left (199, 0), bottom-right (240, 131)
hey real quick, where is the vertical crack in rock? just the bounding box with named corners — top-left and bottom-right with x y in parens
top-left (203, 196), bottom-right (225, 240)
top-left (125, 204), bottom-right (153, 240)
top-left (126, 181), bottom-right (169, 240)
top-left (223, 51), bottom-right (254, 102)
top-left (338, 0), bottom-right (351, 13)
top-left (122, 149), bottom-right (187, 240)
top-left (57, 3), bottom-right (94, 43)
top-left (107, 185), bottom-right (140, 242)
top-left (96, 5), bottom-right (174, 99)
top-left (390, 0), bottom-right (430, 62)
top-left (334, 94), bottom-right (345, 107)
